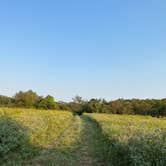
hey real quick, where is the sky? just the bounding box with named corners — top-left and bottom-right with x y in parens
top-left (0, 0), bottom-right (166, 101)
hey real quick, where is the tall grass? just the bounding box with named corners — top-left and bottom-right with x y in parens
top-left (87, 114), bottom-right (166, 166)
top-left (0, 108), bottom-right (75, 165)
top-left (1, 108), bottom-right (166, 165)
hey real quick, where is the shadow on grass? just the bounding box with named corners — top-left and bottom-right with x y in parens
top-left (81, 115), bottom-right (111, 166)
top-left (2, 114), bottom-right (163, 166)
top-left (0, 115), bottom-right (43, 165)
top-left (84, 115), bottom-right (166, 166)
top-left (0, 114), bottom-right (108, 166)
top-left (28, 118), bottom-right (83, 166)
top-left (83, 115), bottom-right (138, 166)
top-left (0, 115), bottom-right (83, 166)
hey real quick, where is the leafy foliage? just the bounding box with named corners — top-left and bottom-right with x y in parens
top-left (0, 90), bottom-right (166, 117)
top-left (14, 90), bottom-right (41, 108)
top-left (35, 95), bottom-right (57, 110)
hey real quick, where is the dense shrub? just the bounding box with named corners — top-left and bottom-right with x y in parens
top-left (0, 116), bottom-right (29, 156)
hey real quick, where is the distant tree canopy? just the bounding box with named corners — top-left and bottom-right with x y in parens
top-left (0, 90), bottom-right (166, 117)
top-left (14, 90), bottom-right (40, 108)
top-left (0, 95), bottom-right (14, 107)
top-left (65, 98), bottom-right (166, 117)
top-left (36, 95), bottom-right (58, 110)
top-left (0, 90), bottom-right (57, 110)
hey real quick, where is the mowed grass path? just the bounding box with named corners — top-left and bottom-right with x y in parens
top-left (29, 116), bottom-right (104, 166)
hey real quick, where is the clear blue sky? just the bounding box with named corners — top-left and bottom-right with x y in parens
top-left (0, 0), bottom-right (166, 101)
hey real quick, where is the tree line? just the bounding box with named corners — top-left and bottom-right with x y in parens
top-left (0, 90), bottom-right (57, 110)
top-left (0, 90), bottom-right (166, 117)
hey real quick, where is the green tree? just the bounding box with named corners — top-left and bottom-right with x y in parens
top-left (72, 96), bottom-right (84, 104)
top-left (14, 90), bottom-right (40, 108)
top-left (36, 95), bottom-right (57, 110)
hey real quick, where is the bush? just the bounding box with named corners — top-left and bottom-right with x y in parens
top-left (0, 116), bottom-right (29, 156)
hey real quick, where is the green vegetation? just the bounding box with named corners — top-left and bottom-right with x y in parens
top-left (0, 108), bottom-right (75, 165)
top-left (0, 108), bottom-right (165, 165)
top-left (1, 90), bottom-right (166, 117)
top-left (87, 114), bottom-right (166, 166)
top-left (0, 90), bottom-right (58, 110)
top-left (0, 108), bottom-right (104, 165)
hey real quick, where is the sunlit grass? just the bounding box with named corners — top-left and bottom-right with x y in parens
top-left (1, 108), bottom-right (165, 165)
top-left (0, 108), bottom-right (81, 165)
top-left (87, 113), bottom-right (166, 166)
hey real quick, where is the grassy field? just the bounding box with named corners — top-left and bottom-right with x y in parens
top-left (0, 108), bottom-right (103, 166)
top-left (0, 108), bottom-right (78, 165)
top-left (86, 114), bottom-right (166, 166)
top-left (0, 108), bottom-right (166, 166)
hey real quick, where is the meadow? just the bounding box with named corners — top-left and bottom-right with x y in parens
top-left (0, 108), bottom-right (82, 165)
top-left (0, 108), bottom-right (165, 166)
top-left (87, 114), bottom-right (166, 166)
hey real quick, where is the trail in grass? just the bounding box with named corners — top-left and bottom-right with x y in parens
top-left (76, 116), bottom-right (104, 166)
top-left (28, 115), bottom-right (104, 166)
top-left (77, 116), bottom-right (95, 166)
